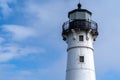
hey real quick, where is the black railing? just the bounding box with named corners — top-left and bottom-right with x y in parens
top-left (62, 20), bottom-right (98, 32)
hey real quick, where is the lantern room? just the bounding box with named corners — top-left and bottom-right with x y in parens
top-left (68, 3), bottom-right (92, 21)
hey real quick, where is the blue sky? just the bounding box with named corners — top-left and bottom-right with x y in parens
top-left (0, 0), bottom-right (120, 80)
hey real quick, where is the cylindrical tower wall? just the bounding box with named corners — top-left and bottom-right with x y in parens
top-left (66, 31), bottom-right (96, 80)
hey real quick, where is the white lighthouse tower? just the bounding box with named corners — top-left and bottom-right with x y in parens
top-left (62, 3), bottom-right (98, 80)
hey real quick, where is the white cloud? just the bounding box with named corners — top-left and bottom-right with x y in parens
top-left (0, 0), bottom-right (15, 18)
top-left (19, 70), bottom-right (32, 75)
top-left (0, 52), bottom-right (16, 62)
top-left (23, 0), bottom-right (69, 26)
top-left (0, 64), bottom-right (16, 69)
top-left (1, 0), bottom-right (120, 80)
top-left (3, 25), bottom-right (37, 41)
top-left (0, 37), bottom-right (5, 44)
top-left (0, 45), bottom-right (45, 62)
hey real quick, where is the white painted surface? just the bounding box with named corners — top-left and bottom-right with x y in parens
top-left (65, 30), bottom-right (96, 80)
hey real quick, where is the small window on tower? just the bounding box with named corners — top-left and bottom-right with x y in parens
top-left (79, 56), bottom-right (84, 62)
top-left (79, 35), bottom-right (84, 41)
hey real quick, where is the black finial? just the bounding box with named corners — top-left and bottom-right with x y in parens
top-left (77, 3), bottom-right (81, 9)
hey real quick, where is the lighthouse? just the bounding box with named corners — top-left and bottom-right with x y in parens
top-left (62, 3), bottom-right (98, 80)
